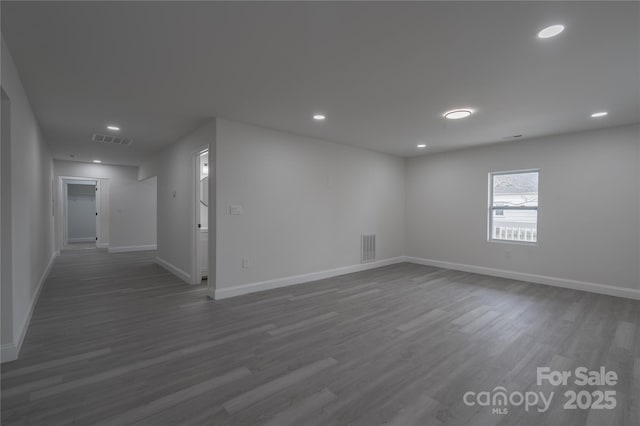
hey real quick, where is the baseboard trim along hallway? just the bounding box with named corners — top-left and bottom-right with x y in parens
top-left (214, 255), bottom-right (640, 302)
top-left (155, 256), bottom-right (191, 284)
top-left (1, 251), bottom-right (57, 362)
top-left (405, 256), bottom-right (640, 301)
top-left (213, 257), bottom-right (407, 299)
top-left (108, 244), bottom-right (157, 254)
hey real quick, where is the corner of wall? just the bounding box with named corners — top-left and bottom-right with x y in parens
top-left (2, 250), bottom-right (57, 363)
top-left (402, 156), bottom-right (410, 258)
top-left (1, 34), bottom-right (57, 363)
top-left (138, 151), bottom-right (161, 181)
top-left (1, 343), bottom-right (18, 363)
top-left (152, 118), bottom-right (216, 286)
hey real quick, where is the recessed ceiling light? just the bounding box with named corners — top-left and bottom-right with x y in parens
top-left (591, 111), bottom-right (608, 118)
top-left (313, 114), bottom-right (326, 121)
top-left (444, 109), bottom-right (473, 120)
top-left (417, 144), bottom-right (427, 148)
top-left (107, 125), bottom-right (120, 131)
top-left (537, 24), bottom-right (565, 39)
top-left (93, 160), bottom-right (102, 163)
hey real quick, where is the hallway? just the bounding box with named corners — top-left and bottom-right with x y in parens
top-left (1, 249), bottom-right (212, 424)
top-left (2, 250), bottom-right (639, 425)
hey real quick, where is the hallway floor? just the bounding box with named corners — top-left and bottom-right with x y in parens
top-left (63, 242), bottom-right (98, 250)
top-left (1, 250), bottom-right (639, 425)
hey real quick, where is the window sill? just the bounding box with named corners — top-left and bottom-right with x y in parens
top-left (488, 239), bottom-right (538, 247)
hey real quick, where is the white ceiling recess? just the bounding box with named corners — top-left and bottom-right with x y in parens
top-left (1, 1), bottom-right (638, 166)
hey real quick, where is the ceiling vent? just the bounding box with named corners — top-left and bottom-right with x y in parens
top-left (92, 133), bottom-right (132, 146)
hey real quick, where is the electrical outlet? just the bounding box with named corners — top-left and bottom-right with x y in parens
top-left (505, 249), bottom-right (512, 259)
top-left (242, 258), bottom-right (249, 268)
top-left (230, 205), bottom-right (243, 215)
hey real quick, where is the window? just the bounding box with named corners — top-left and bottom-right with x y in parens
top-left (489, 170), bottom-right (538, 243)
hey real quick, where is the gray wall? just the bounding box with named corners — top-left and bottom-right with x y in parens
top-left (1, 37), bottom-right (55, 361)
top-left (406, 124), bottom-right (640, 290)
top-left (215, 118), bottom-right (406, 290)
top-left (140, 117), bottom-right (406, 293)
top-left (146, 118), bottom-right (639, 297)
top-left (139, 120), bottom-right (215, 284)
top-left (54, 161), bottom-right (157, 251)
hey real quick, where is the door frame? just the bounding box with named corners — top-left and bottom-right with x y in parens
top-left (57, 176), bottom-right (105, 251)
top-left (191, 147), bottom-right (209, 285)
top-left (62, 178), bottom-right (99, 247)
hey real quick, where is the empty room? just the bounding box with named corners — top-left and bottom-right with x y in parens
top-left (1, 1), bottom-right (639, 425)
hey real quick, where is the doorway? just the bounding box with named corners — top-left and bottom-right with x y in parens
top-left (195, 149), bottom-right (209, 282)
top-left (63, 179), bottom-right (99, 249)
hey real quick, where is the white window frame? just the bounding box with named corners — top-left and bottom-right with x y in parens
top-left (488, 169), bottom-right (539, 245)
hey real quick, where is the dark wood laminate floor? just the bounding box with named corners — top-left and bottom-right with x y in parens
top-left (1, 250), bottom-right (639, 425)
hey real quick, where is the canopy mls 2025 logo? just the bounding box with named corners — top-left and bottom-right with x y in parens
top-left (463, 366), bottom-right (618, 415)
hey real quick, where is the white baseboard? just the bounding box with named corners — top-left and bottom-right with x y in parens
top-left (68, 237), bottom-right (95, 243)
top-left (97, 243), bottom-right (109, 249)
top-left (155, 256), bottom-right (191, 284)
top-left (1, 251), bottom-right (57, 363)
top-left (405, 256), bottom-right (640, 301)
top-left (1, 343), bottom-right (18, 362)
top-left (214, 257), bottom-right (406, 300)
top-left (214, 255), bottom-right (640, 302)
top-left (108, 244), bottom-right (157, 253)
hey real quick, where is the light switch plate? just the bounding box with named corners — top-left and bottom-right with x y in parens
top-left (230, 205), bottom-right (243, 215)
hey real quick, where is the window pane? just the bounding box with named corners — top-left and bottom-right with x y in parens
top-left (491, 209), bottom-right (537, 242)
top-left (492, 171), bottom-right (538, 208)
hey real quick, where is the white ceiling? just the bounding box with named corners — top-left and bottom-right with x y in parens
top-left (2, 1), bottom-right (639, 166)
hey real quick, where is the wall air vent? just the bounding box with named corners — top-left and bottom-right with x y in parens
top-left (92, 133), bottom-right (132, 146)
top-left (361, 234), bottom-right (376, 263)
